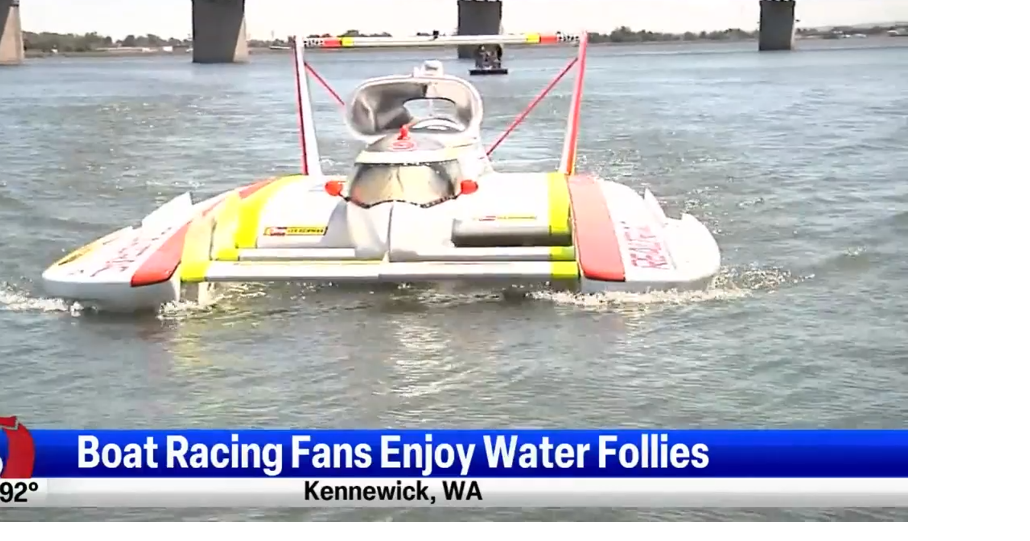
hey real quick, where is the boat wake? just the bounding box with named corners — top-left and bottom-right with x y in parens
top-left (534, 264), bottom-right (810, 307)
top-left (2, 263), bottom-right (809, 320)
top-left (0, 281), bottom-right (237, 320)
top-left (0, 283), bottom-right (75, 314)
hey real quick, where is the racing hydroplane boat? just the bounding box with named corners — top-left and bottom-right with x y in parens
top-left (41, 32), bottom-right (721, 312)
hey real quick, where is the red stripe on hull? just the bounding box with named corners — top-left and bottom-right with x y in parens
top-left (129, 179), bottom-right (276, 288)
top-left (567, 175), bottom-right (625, 282)
top-left (239, 178), bottom-right (275, 200)
top-left (129, 223), bottom-right (193, 288)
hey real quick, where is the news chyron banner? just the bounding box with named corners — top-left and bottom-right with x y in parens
top-left (1, 417), bottom-right (908, 508)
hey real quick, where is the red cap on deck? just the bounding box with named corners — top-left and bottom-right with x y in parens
top-left (459, 180), bottom-right (479, 195)
top-left (399, 124), bottom-right (410, 140)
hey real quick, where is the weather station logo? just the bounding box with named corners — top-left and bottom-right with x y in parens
top-left (0, 416), bottom-right (36, 479)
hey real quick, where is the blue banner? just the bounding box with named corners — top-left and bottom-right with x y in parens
top-left (1, 428), bottom-right (907, 478)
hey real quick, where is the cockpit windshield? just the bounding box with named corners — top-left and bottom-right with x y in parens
top-left (347, 160), bottom-right (463, 207)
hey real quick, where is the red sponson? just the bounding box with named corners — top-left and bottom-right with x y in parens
top-left (129, 179), bottom-right (275, 287)
top-left (567, 174), bottom-right (625, 282)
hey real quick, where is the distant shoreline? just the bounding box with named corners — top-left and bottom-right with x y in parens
top-left (24, 36), bottom-right (907, 59)
top-left (27, 42), bottom-right (724, 59)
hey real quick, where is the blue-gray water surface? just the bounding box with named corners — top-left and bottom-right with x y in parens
top-left (0, 38), bottom-right (908, 521)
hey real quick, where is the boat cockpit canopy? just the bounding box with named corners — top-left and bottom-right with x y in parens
top-left (347, 159), bottom-right (463, 208)
top-left (346, 76), bottom-right (484, 139)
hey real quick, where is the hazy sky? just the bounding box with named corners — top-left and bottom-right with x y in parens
top-left (20, 0), bottom-right (908, 39)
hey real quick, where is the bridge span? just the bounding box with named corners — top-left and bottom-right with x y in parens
top-left (1, 0), bottom-right (797, 66)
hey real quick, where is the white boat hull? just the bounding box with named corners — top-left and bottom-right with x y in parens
top-left (41, 173), bottom-right (720, 312)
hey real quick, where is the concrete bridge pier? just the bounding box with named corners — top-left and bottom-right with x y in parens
top-left (456, 0), bottom-right (502, 59)
top-left (758, 0), bottom-right (796, 51)
top-left (0, 0), bottom-right (24, 66)
top-left (192, 0), bottom-right (249, 63)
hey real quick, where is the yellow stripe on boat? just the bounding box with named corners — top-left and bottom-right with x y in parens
top-left (525, 33), bottom-right (541, 44)
top-left (547, 171), bottom-right (571, 238)
top-left (549, 261), bottom-right (579, 281)
top-left (179, 214), bottom-right (217, 283)
top-left (546, 172), bottom-right (576, 280)
top-left (211, 192), bottom-right (242, 261)
top-left (234, 175), bottom-right (306, 250)
top-left (549, 246), bottom-right (576, 261)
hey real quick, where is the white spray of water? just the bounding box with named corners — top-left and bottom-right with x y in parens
top-left (1, 265), bottom-right (808, 319)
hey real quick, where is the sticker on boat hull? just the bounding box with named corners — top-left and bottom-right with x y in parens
top-left (617, 220), bottom-right (673, 270)
top-left (263, 226), bottom-right (327, 237)
top-left (475, 215), bottom-right (537, 222)
top-left (86, 225), bottom-right (178, 278)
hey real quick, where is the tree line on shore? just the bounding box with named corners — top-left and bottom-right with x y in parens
top-left (23, 24), bottom-right (906, 53)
